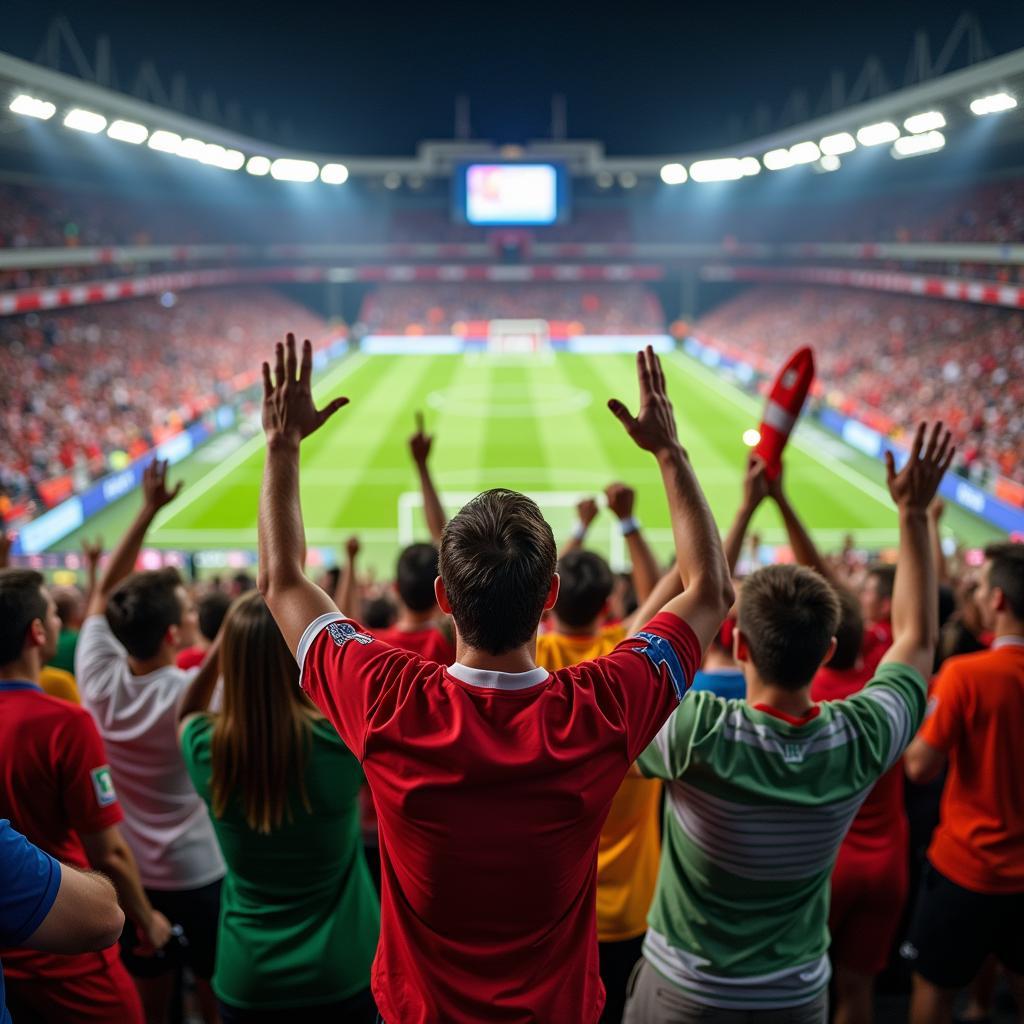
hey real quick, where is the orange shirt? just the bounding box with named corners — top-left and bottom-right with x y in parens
top-left (920, 637), bottom-right (1024, 894)
top-left (535, 624), bottom-right (662, 941)
top-left (38, 666), bottom-right (80, 705)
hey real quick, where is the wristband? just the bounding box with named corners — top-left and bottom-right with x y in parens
top-left (619, 516), bottom-right (641, 536)
top-left (571, 521), bottom-right (588, 541)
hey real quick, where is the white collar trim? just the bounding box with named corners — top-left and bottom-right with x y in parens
top-left (447, 662), bottom-right (549, 691)
top-left (993, 635), bottom-right (1024, 649)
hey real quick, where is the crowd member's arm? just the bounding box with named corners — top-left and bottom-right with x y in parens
top-left (879, 423), bottom-right (954, 679)
top-left (410, 412), bottom-right (446, 545)
top-left (767, 462), bottom-right (834, 582)
top-left (1, 820), bottom-right (123, 955)
top-left (605, 482), bottom-right (660, 603)
top-left (258, 334), bottom-right (350, 656)
top-left (928, 498), bottom-right (950, 585)
top-left (79, 827), bottom-right (171, 955)
top-left (723, 455), bottom-right (768, 576)
top-left (0, 530), bottom-right (10, 569)
top-left (608, 347), bottom-right (733, 652)
top-left (334, 536), bottom-right (361, 619)
top-left (177, 629), bottom-right (223, 732)
top-left (80, 537), bottom-right (104, 609)
top-left (623, 560), bottom-right (682, 636)
top-left (560, 497), bottom-right (599, 558)
top-left (86, 460), bottom-right (181, 618)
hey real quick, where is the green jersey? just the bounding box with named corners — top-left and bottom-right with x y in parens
top-left (182, 714), bottom-right (380, 1010)
top-left (638, 662), bottom-right (926, 1009)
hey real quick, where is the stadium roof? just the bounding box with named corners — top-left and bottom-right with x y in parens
top-left (1, 43), bottom-right (1023, 184)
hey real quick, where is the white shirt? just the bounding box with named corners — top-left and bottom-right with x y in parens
top-left (76, 615), bottom-right (225, 891)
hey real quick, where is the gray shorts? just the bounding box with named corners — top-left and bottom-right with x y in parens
top-left (622, 960), bottom-right (828, 1024)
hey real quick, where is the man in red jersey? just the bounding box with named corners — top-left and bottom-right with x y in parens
top-left (860, 564), bottom-right (895, 671)
top-left (256, 336), bottom-right (733, 1024)
top-left (0, 568), bottom-right (170, 1023)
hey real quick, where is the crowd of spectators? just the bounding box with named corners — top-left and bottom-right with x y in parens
top-left (0, 341), bottom-right (1019, 1024)
top-left (358, 283), bottom-right (666, 335)
top-left (0, 288), bottom-right (330, 518)
top-left (695, 285), bottom-right (1024, 486)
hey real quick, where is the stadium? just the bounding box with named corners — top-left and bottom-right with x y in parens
top-left (0, 7), bottom-right (1022, 1024)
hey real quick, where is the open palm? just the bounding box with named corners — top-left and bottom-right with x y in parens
top-left (607, 346), bottom-right (681, 456)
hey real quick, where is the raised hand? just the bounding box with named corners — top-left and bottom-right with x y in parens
top-left (345, 535), bottom-right (361, 560)
top-left (576, 497), bottom-right (599, 528)
top-left (81, 536), bottom-right (104, 570)
top-left (740, 455), bottom-right (769, 513)
top-left (608, 346), bottom-right (681, 457)
top-left (409, 411), bottom-right (432, 466)
top-left (261, 333), bottom-right (348, 447)
top-left (885, 423), bottom-right (954, 512)
top-left (141, 460), bottom-right (182, 513)
top-left (604, 482), bottom-right (636, 521)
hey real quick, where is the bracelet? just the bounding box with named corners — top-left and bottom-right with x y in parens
top-left (619, 516), bottom-right (641, 536)
top-left (570, 521), bottom-right (588, 541)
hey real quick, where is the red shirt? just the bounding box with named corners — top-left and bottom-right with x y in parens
top-left (813, 664), bottom-right (908, 853)
top-left (299, 612), bottom-right (698, 1024)
top-left (176, 646), bottom-right (206, 670)
top-left (370, 625), bottom-right (455, 664)
top-left (861, 619), bottom-right (893, 674)
top-left (0, 682), bottom-right (124, 982)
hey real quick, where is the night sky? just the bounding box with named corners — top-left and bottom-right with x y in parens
top-left (5, 0), bottom-right (1024, 156)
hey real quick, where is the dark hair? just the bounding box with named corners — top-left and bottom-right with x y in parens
top-left (439, 489), bottom-right (556, 655)
top-left (198, 591), bottom-right (232, 643)
top-left (984, 542), bottom-right (1024, 620)
top-left (322, 566), bottom-right (341, 595)
top-left (232, 572), bottom-right (256, 594)
top-left (554, 550), bottom-right (614, 628)
top-left (0, 569), bottom-right (47, 666)
top-left (737, 565), bottom-right (841, 689)
top-left (828, 587), bottom-right (864, 672)
top-left (396, 543), bottom-right (440, 613)
top-left (866, 564), bottom-right (896, 601)
top-left (106, 568), bottom-right (183, 659)
top-left (363, 596), bottom-right (397, 629)
top-left (52, 586), bottom-right (83, 627)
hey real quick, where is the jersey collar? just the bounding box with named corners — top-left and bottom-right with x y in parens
top-left (447, 663), bottom-right (550, 691)
top-left (0, 680), bottom-right (43, 693)
top-left (992, 635), bottom-right (1024, 649)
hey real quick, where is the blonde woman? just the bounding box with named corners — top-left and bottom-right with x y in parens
top-left (178, 592), bottom-right (379, 1023)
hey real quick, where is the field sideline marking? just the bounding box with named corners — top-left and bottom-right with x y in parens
top-left (671, 353), bottom-right (895, 510)
top-left (151, 353), bottom-right (369, 532)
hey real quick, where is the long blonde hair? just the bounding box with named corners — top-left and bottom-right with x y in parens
top-left (210, 592), bottom-right (316, 833)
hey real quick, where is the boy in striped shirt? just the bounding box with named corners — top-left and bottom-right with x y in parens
top-left (624, 423), bottom-right (954, 1024)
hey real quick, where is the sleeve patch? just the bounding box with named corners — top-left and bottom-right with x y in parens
top-left (633, 631), bottom-right (689, 701)
top-left (90, 766), bottom-right (117, 807)
top-left (326, 621), bottom-right (374, 648)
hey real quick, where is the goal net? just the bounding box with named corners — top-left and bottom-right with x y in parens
top-left (487, 319), bottom-right (551, 354)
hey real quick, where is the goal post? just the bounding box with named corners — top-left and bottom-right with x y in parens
top-left (487, 319), bottom-right (551, 354)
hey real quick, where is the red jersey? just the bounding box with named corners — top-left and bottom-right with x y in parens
top-left (0, 681), bottom-right (124, 983)
top-left (370, 625), bottom-right (454, 664)
top-left (861, 619), bottom-right (893, 674)
top-left (176, 646), bottom-right (206, 670)
top-left (298, 611), bottom-right (698, 1024)
top-left (812, 664), bottom-right (907, 853)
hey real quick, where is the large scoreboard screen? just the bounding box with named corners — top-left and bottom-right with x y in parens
top-left (453, 163), bottom-right (568, 226)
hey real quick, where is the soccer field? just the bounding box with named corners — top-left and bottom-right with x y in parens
top-left (57, 350), bottom-right (1004, 570)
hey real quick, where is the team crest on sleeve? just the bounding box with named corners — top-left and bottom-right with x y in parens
top-left (91, 765), bottom-right (117, 807)
top-left (633, 632), bottom-right (688, 700)
top-left (327, 621), bottom-right (374, 648)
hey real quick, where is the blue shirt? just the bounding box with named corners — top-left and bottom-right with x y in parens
top-left (690, 668), bottom-right (746, 700)
top-left (0, 819), bottom-right (61, 1024)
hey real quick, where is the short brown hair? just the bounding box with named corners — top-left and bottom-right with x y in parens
top-left (984, 542), bottom-right (1024, 620)
top-left (555, 550), bottom-right (614, 628)
top-left (828, 586), bottom-right (864, 672)
top-left (439, 489), bottom-right (557, 654)
top-left (106, 568), bottom-right (183, 659)
top-left (0, 569), bottom-right (47, 666)
top-left (866, 564), bottom-right (896, 601)
top-left (737, 565), bottom-right (841, 689)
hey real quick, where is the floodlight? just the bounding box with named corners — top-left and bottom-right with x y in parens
top-left (903, 111), bottom-right (945, 134)
top-left (63, 108), bottom-right (107, 134)
top-left (763, 148), bottom-right (794, 170)
top-left (246, 155), bottom-right (271, 176)
top-left (818, 155), bottom-right (841, 172)
top-left (107, 119), bottom-right (148, 144)
top-left (660, 162), bottom-right (687, 185)
top-left (321, 163), bottom-right (349, 184)
top-left (856, 121), bottom-right (899, 146)
top-left (743, 429), bottom-right (761, 447)
top-left (618, 171), bottom-right (638, 188)
top-left (595, 171), bottom-right (614, 189)
top-left (270, 158), bottom-right (320, 182)
top-left (788, 141), bottom-right (820, 164)
top-left (9, 94), bottom-right (56, 120)
top-left (219, 149), bottom-right (245, 171)
top-left (970, 92), bottom-right (1017, 115)
top-left (383, 172), bottom-right (402, 190)
top-left (199, 143), bottom-right (227, 165)
top-left (689, 158), bottom-right (744, 182)
top-left (177, 137), bottom-right (206, 160)
top-left (148, 130), bottom-right (182, 153)
top-left (739, 156), bottom-right (761, 176)
top-left (820, 132), bottom-right (855, 155)
top-left (892, 131), bottom-right (945, 158)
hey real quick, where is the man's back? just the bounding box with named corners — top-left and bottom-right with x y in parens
top-left (638, 662), bottom-right (926, 1009)
top-left (300, 611), bottom-right (698, 1024)
top-left (919, 638), bottom-right (1024, 892)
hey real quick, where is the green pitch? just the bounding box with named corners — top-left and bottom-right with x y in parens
top-left (57, 350), bottom-right (1004, 571)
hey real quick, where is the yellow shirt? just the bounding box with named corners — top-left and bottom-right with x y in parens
top-left (39, 666), bottom-right (80, 704)
top-left (535, 624), bottom-right (662, 941)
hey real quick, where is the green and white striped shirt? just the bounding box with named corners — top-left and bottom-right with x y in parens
top-left (638, 662), bottom-right (926, 1009)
